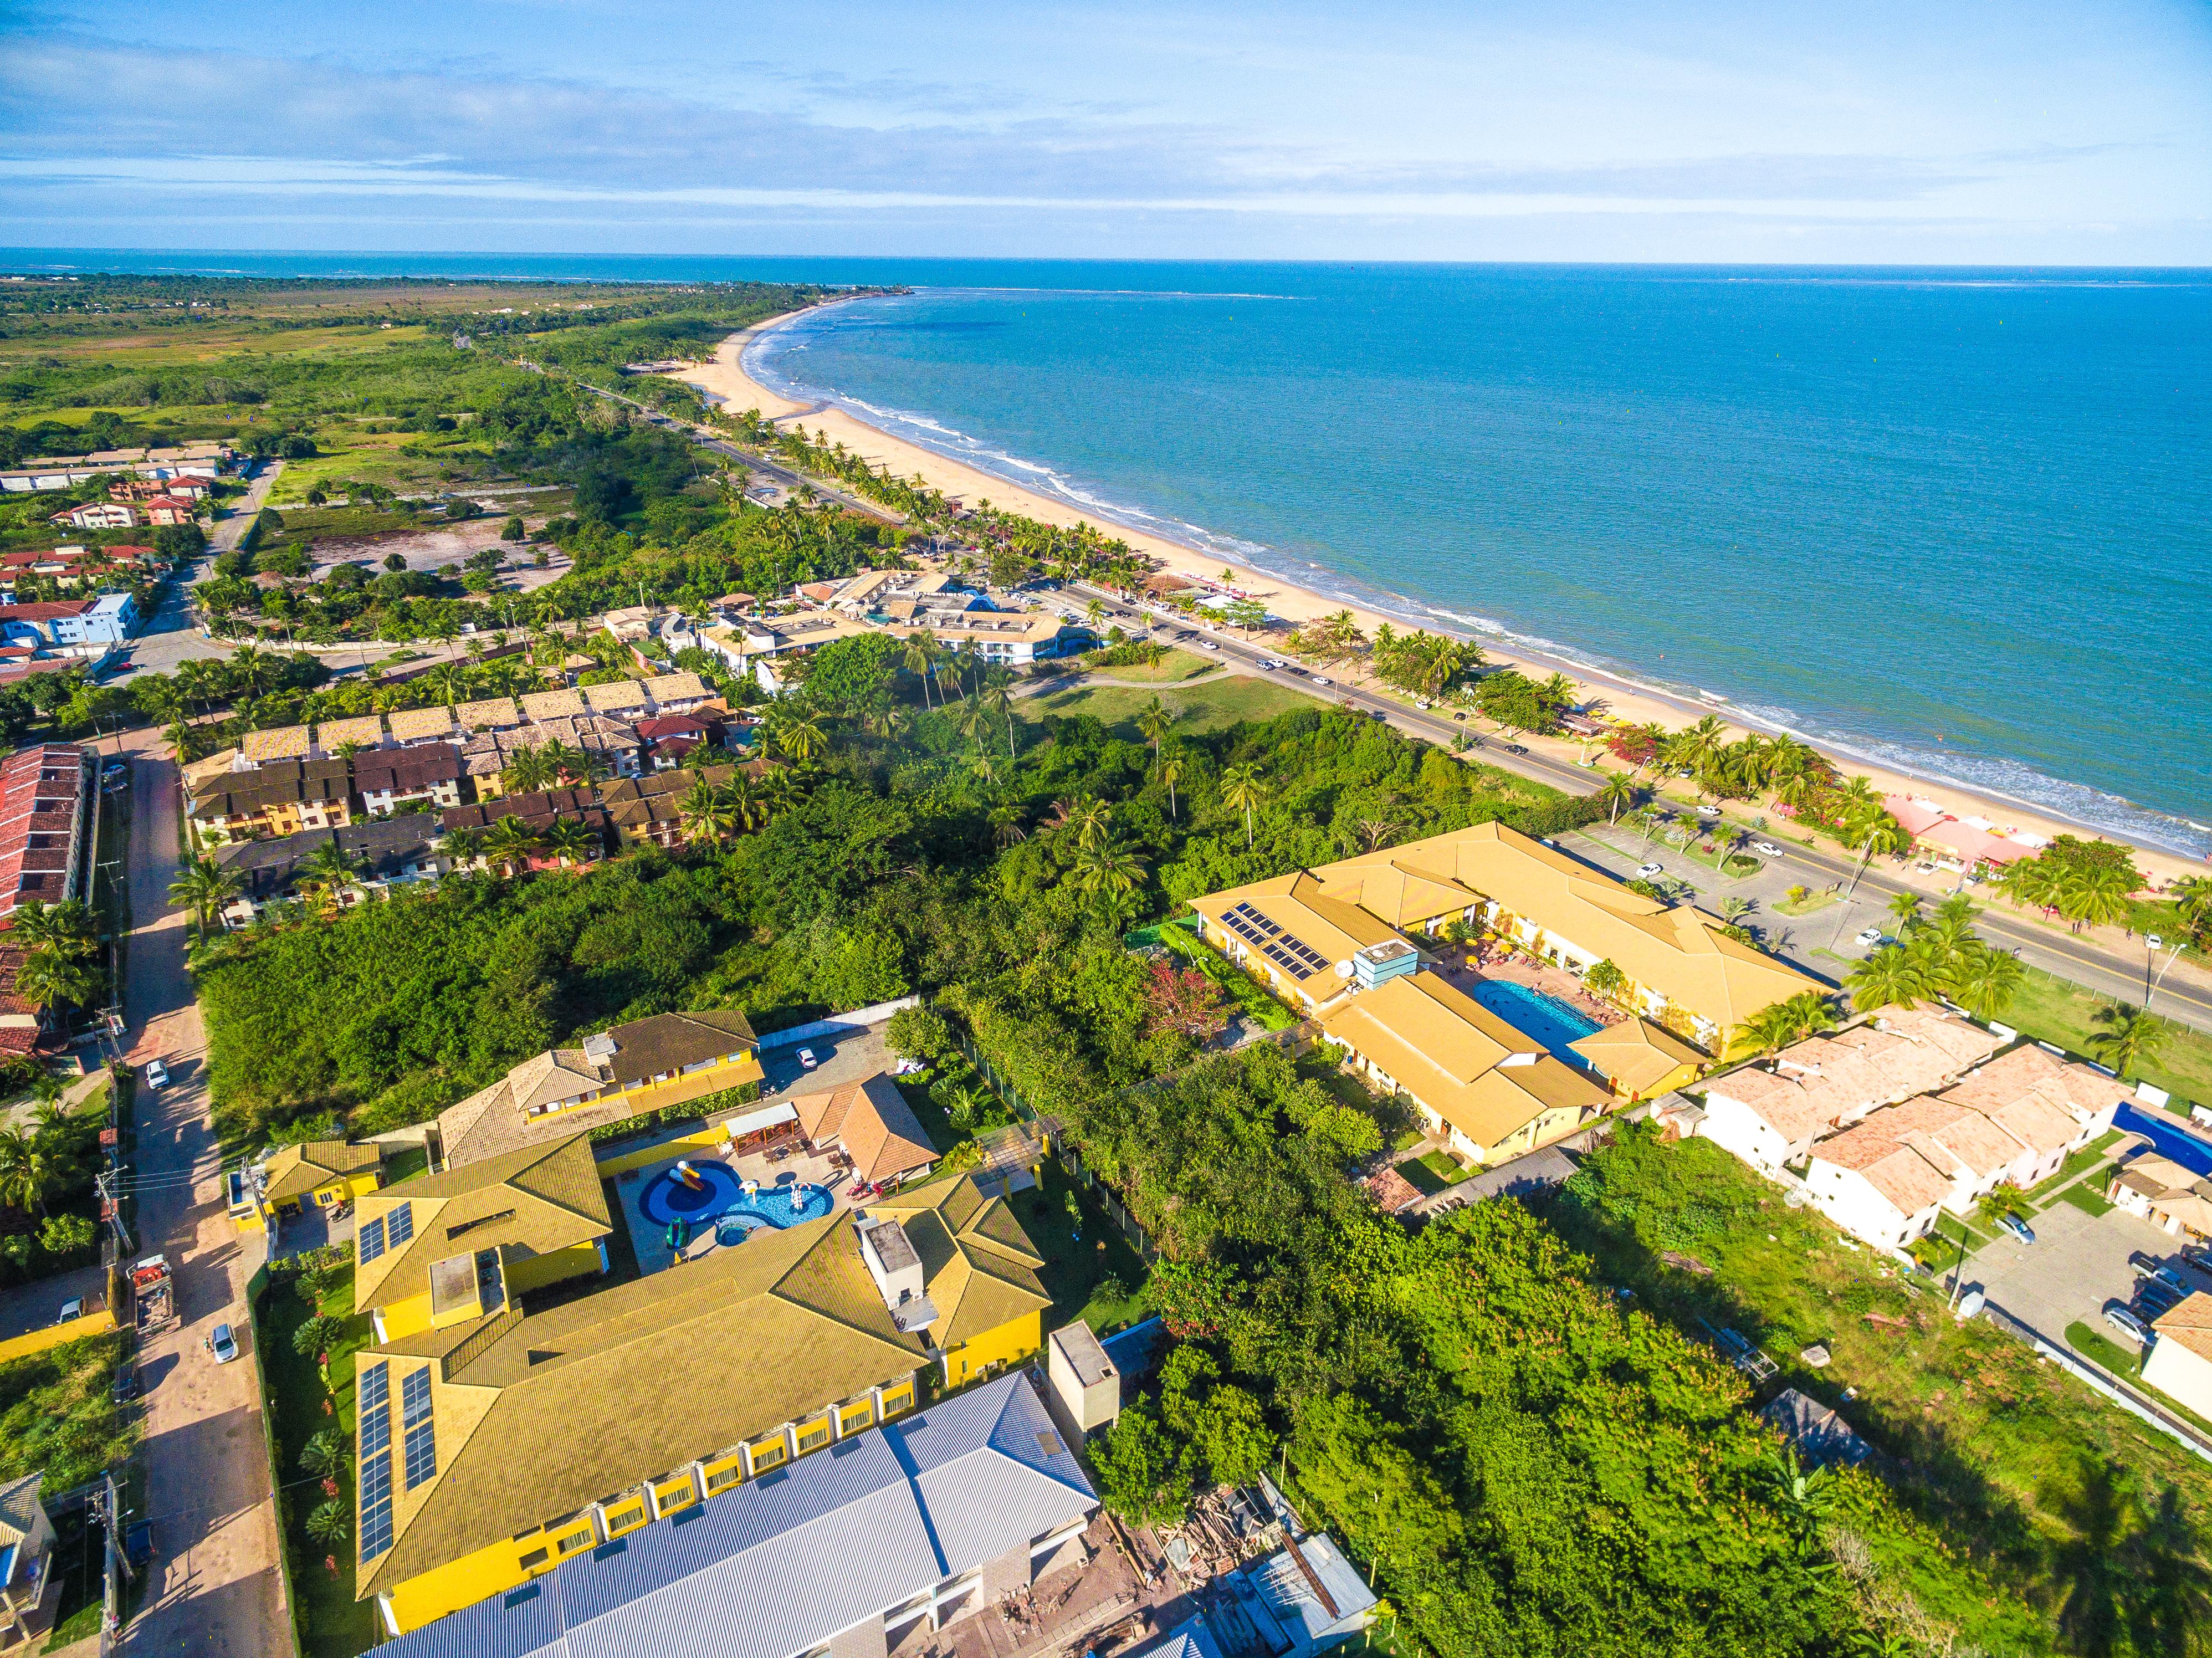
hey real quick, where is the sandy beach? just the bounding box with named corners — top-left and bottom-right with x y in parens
top-left (679, 309), bottom-right (2208, 888)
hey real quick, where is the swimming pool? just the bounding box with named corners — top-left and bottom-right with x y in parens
top-left (1467, 979), bottom-right (1602, 1059)
top-left (637, 1160), bottom-right (833, 1237)
top-left (2116, 1103), bottom-right (2212, 1178)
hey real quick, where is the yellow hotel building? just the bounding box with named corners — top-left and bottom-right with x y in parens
top-left (356, 1171), bottom-right (1052, 1637)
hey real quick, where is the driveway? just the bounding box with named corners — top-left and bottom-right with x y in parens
top-left (758, 1024), bottom-right (892, 1098)
top-left (117, 740), bottom-right (288, 1658)
top-left (1970, 1199), bottom-right (2180, 1350)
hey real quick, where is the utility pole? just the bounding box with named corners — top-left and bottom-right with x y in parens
top-left (94, 1170), bottom-right (135, 1255)
top-left (1947, 1217), bottom-right (1970, 1312)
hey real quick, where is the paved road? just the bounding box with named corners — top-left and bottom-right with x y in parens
top-left (111, 460), bottom-right (284, 684)
top-left (1061, 579), bottom-right (2212, 1037)
top-left (118, 734), bottom-right (288, 1658)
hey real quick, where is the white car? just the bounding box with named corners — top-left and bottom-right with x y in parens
top-left (1635, 862), bottom-right (1665, 879)
top-left (1694, 804), bottom-right (1722, 819)
top-left (57, 1298), bottom-right (84, 1323)
top-left (209, 1323), bottom-right (239, 1364)
top-left (796, 1047), bottom-right (820, 1071)
top-left (2104, 1303), bottom-right (2149, 1343)
top-left (1414, 699), bottom-right (1432, 710)
top-left (1753, 842), bottom-right (1784, 857)
top-left (1199, 641), bottom-right (1221, 651)
top-left (1311, 675), bottom-right (1333, 687)
top-left (1256, 658), bottom-right (1279, 671)
top-left (1853, 928), bottom-right (1885, 947)
top-left (144, 1059), bottom-right (170, 1092)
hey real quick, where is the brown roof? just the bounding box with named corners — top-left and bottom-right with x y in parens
top-left (386, 705), bottom-right (458, 743)
top-left (593, 1009), bottom-right (757, 1089)
top-left (453, 697), bottom-right (521, 731)
top-left (2152, 1292), bottom-right (2212, 1364)
top-left (793, 1072), bottom-right (940, 1185)
top-left (1939, 1042), bottom-right (2131, 1129)
top-left (1704, 1009), bottom-right (2006, 1146)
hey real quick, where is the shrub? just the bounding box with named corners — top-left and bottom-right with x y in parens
top-left (292, 1314), bottom-right (342, 1359)
top-left (885, 1005), bottom-right (951, 1065)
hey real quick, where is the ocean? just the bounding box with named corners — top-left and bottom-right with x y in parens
top-left (14, 253), bottom-right (2211, 853)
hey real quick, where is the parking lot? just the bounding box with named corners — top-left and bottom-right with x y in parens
top-left (1969, 1199), bottom-right (2210, 1351)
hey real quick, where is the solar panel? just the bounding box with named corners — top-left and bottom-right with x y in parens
top-left (356, 1215), bottom-right (386, 1263)
top-left (359, 1361), bottom-right (393, 1559)
top-left (401, 1367), bottom-right (437, 1491)
top-left (386, 1201), bottom-right (414, 1246)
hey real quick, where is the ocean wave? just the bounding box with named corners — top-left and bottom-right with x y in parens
top-left (745, 319), bottom-right (2212, 863)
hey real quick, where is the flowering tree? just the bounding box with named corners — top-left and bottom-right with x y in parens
top-left (1141, 959), bottom-right (1228, 1043)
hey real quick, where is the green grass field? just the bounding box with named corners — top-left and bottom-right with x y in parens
top-left (1078, 648), bottom-right (1217, 683)
top-left (1023, 674), bottom-right (1313, 738)
top-left (2001, 965), bottom-right (2212, 1108)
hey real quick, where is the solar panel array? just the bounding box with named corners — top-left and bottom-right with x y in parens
top-left (402, 1366), bottom-right (438, 1491)
top-left (1218, 901), bottom-right (1334, 982)
top-left (360, 1360), bottom-right (394, 1559)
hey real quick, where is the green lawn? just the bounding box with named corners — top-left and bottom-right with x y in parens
top-left (1774, 888), bottom-right (1841, 917)
top-left (1007, 1161), bottom-right (1154, 1336)
top-left (1414, 1149), bottom-right (1474, 1187)
top-left (1556, 1130), bottom-right (2212, 1652)
top-left (254, 1256), bottom-right (379, 1658)
top-left (2020, 1129), bottom-right (2125, 1210)
top-left (381, 1145), bottom-right (430, 1185)
top-left (2057, 1183), bottom-right (2116, 1218)
top-left (1079, 648), bottom-right (1216, 683)
top-left (1022, 675), bottom-right (1313, 738)
top-left (2002, 966), bottom-right (2212, 1108)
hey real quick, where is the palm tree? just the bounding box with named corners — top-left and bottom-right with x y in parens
top-left (1887, 891), bottom-right (1922, 934)
top-left (441, 826), bottom-right (485, 871)
top-left (1842, 805), bottom-right (1909, 897)
top-left (294, 839), bottom-right (360, 917)
top-left (1158, 751), bottom-right (1187, 822)
top-left (1220, 763), bottom-right (1268, 850)
top-left (2059, 862), bottom-right (2136, 929)
top-left (2174, 876), bottom-right (2212, 946)
top-left (1136, 696), bottom-right (1174, 764)
top-left (982, 668), bottom-right (1017, 759)
top-left (539, 817), bottom-right (596, 867)
top-left (1593, 770), bottom-right (1639, 825)
top-left (536, 738), bottom-right (588, 786)
top-left (679, 779), bottom-right (735, 847)
top-left (8, 899), bottom-right (97, 961)
top-left (481, 816), bottom-right (542, 877)
top-left (14, 949), bottom-right (96, 1021)
top-left (501, 745), bottom-right (558, 797)
top-left (0, 1127), bottom-right (50, 1217)
top-left (1944, 942), bottom-right (2025, 1021)
top-left (1730, 992), bottom-right (1836, 1058)
top-left (1845, 944), bottom-right (1932, 1014)
top-left (1074, 838), bottom-right (1147, 904)
top-left (769, 707), bottom-right (826, 766)
top-left (2090, 1003), bottom-right (2166, 1082)
top-left (901, 632), bottom-right (939, 710)
top-left (726, 775), bottom-right (767, 834)
top-left (1718, 895), bottom-right (1754, 927)
top-left (990, 805), bottom-right (1028, 850)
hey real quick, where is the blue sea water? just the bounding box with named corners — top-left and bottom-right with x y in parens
top-left (13, 252), bottom-right (2210, 853)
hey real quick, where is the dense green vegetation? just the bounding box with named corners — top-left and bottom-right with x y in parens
top-left (0, 1332), bottom-right (136, 1496)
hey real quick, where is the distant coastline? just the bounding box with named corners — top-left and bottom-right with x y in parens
top-left (685, 300), bottom-right (2211, 883)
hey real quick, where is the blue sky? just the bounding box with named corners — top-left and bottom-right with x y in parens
top-left (3, 0), bottom-right (2209, 262)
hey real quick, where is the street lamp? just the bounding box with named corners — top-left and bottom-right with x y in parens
top-left (2144, 935), bottom-right (2183, 1009)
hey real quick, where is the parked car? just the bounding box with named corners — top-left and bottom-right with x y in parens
top-left (2104, 1302), bottom-right (2150, 1342)
top-left (1285, 666), bottom-right (1308, 678)
top-left (57, 1298), bottom-right (84, 1323)
top-left (1504, 743), bottom-right (1528, 754)
top-left (1753, 842), bottom-right (1784, 857)
top-left (1995, 1212), bottom-right (2036, 1245)
top-left (796, 1047), bottom-right (820, 1071)
top-left (1635, 862), bottom-right (1665, 879)
top-left (2131, 1254), bottom-right (2189, 1294)
top-left (144, 1058), bottom-right (170, 1091)
top-left (1256, 658), bottom-right (1279, 671)
top-left (208, 1323), bottom-right (239, 1363)
top-left (2137, 1280), bottom-right (2184, 1317)
top-left (1853, 928), bottom-right (1885, 947)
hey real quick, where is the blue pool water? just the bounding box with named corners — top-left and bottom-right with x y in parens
top-left (1468, 980), bottom-right (1602, 1060)
top-left (2116, 1104), bottom-right (2212, 1178)
top-left (637, 1160), bottom-right (832, 1237)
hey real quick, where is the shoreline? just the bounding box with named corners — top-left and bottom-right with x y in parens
top-left (676, 308), bottom-right (2210, 887)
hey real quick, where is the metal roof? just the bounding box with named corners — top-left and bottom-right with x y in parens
top-left (381, 1371), bottom-right (1095, 1658)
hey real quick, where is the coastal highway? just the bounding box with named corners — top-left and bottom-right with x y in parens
top-left (1062, 579), bottom-right (2212, 1039)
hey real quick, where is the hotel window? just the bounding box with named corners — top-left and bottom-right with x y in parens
top-left (704, 1461), bottom-right (743, 1493)
top-left (839, 1404), bottom-right (874, 1434)
top-left (795, 1421), bottom-right (830, 1454)
top-left (518, 1548), bottom-right (550, 1570)
top-left (749, 1440), bottom-right (786, 1471)
top-left (603, 1503), bottom-right (647, 1536)
top-left (555, 1527), bottom-right (595, 1555)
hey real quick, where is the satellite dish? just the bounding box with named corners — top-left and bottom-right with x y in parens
top-left (1335, 960), bottom-right (1354, 978)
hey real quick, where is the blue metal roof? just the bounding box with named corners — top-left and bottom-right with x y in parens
top-left (383, 1372), bottom-right (1096, 1658)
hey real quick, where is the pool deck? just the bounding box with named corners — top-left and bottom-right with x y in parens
top-left (613, 1143), bottom-right (857, 1276)
top-left (1431, 953), bottom-right (1627, 1036)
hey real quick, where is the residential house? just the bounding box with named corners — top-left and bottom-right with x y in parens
top-left (2107, 1151), bottom-right (2212, 1242)
top-left (0, 1473), bottom-right (58, 1649)
top-left (451, 696), bottom-right (523, 734)
top-left (0, 744), bottom-right (94, 922)
top-left (186, 756), bottom-right (352, 842)
top-left (140, 496), bottom-right (195, 526)
top-left (353, 744), bottom-right (465, 817)
top-left (209, 817), bottom-right (446, 923)
top-left (1047, 1320), bottom-right (1122, 1437)
top-left (2143, 1294), bottom-right (2212, 1419)
top-left (351, 1186), bottom-right (1049, 1635)
top-left (923, 607), bottom-right (1075, 666)
top-left (791, 1071), bottom-right (943, 1190)
top-left (237, 1140), bottom-right (383, 1232)
top-left (351, 1134), bottom-right (613, 1342)
top-left (437, 787), bottom-right (611, 856)
top-left (239, 724), bottom-right (311, 765)
top-left (364, 1368), bottom-right (1094, 1652)
top-left (634, 712), bottom-right (720, 768)
top-left (698, 610), bottom-right (878, 692)
top-left (1319, 971), bottom-right (1611, 1167)
top-left (315, 713), bottom-right (387, 755)
top-left (386, 705), bottom-right (459, 746)
top-left (0, 599), bottom-right (127, 651)
top-left (46, 501), bottom-right (138, 531)
top-left (598, 762), bottom-right (755, 850)
top-left (636, 670), bottom-right (713, 713)
top-left (460, 716), bottom-right (642, 794)
top-left (432, 1009), bottom-right (764, 1170)
top-left (1697, 1007), bottom-right (2008, 1175)
top-left (1801, 1045), bottom-right (2126, 1249)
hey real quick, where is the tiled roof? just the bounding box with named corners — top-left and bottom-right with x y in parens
top-left (519, 687), bottom-right (587, 721)
top-left (0, 744), bottom-right (88, 920)
top-left (316, 714), bottom-right (387, 751)
top-left (792, 1072), bottom-right (941, 1185)
top-left (1938, 1042), bottom-right (2131, 1129)
top-left (594, 1009), bottom-right (757, 1090)
top-left (638, 671), bottom-right (711, 704)
top-left (1567, 1016), bottom-right (1704, 1094)
top-left (370, 1372), bottom-right (1093, 1658)
top-left (578, 679), bottom-right (649, 715)
top-left (261, 1139), bottom-right (381, 1204)
top-left (1190, 871), bottom-right (1402, 1005)
top-left (355, 1207), bottom-right (940, 1601)
top-left (385, 705), bottom-right (458, 743)
top-left (240, 725), bottom-right (311, 762)
top-left (2153, 1292), bottom-right (2212, 1363)
top-left (453, 697), bottom-right (521, 731)
top-left (1703, 1008), bottom-right (2005, 1145)
top-left (1318, 972), bottom-right (1607, 1153)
